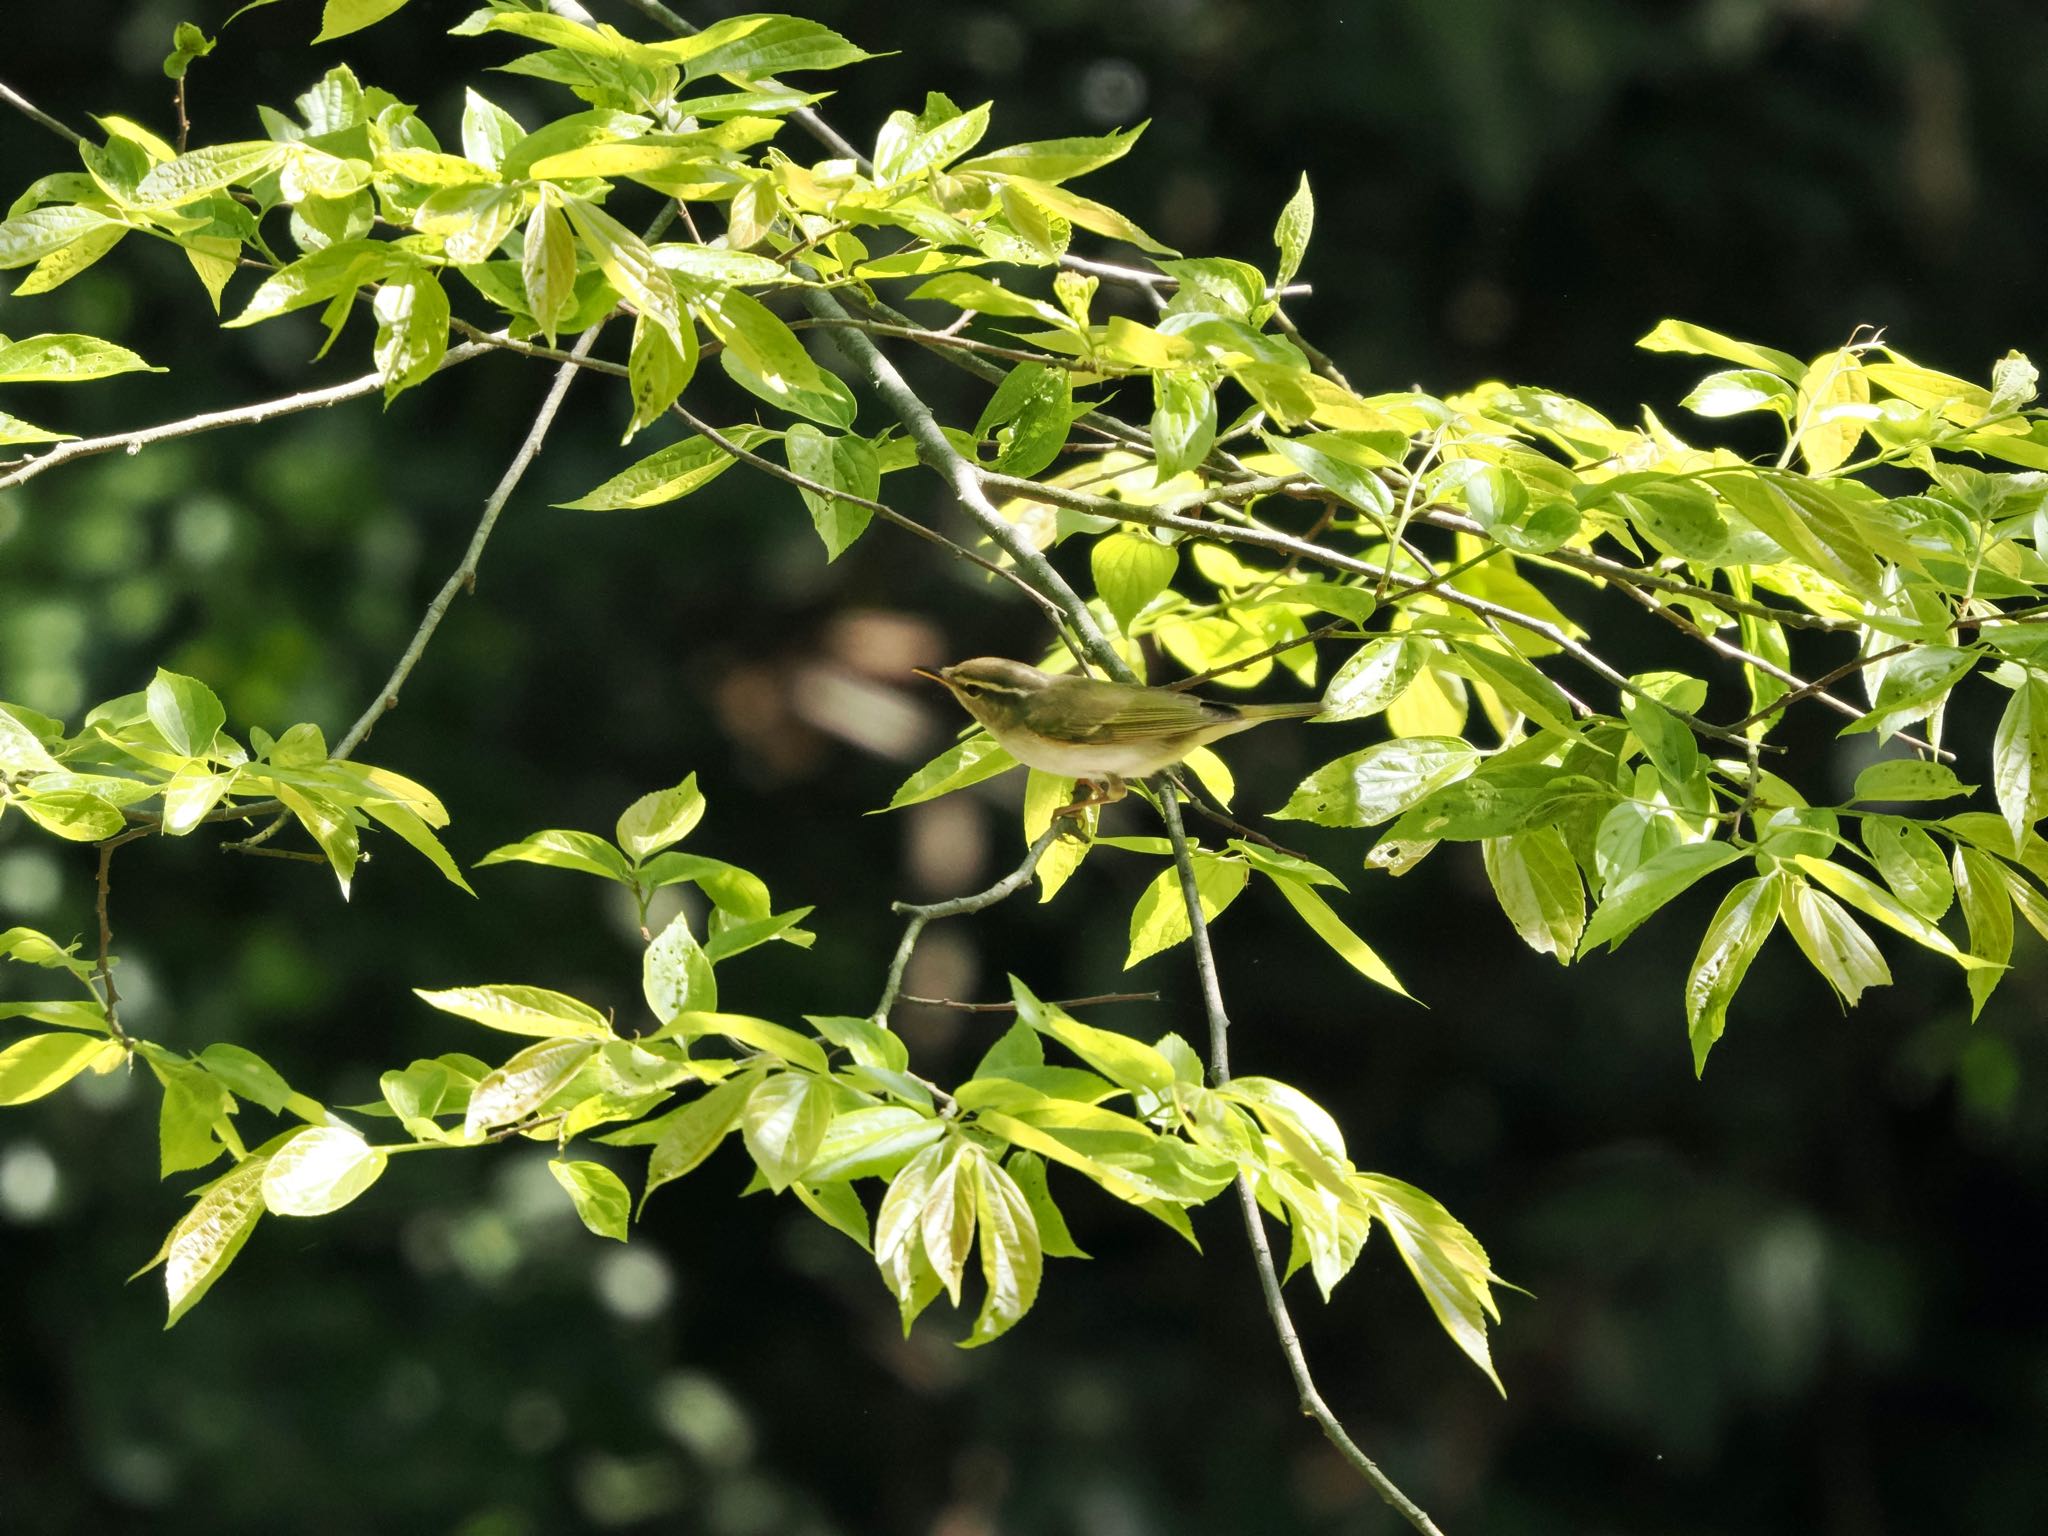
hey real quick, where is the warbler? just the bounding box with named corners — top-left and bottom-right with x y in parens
top-left (914, 656), bottom-right (1321, 809)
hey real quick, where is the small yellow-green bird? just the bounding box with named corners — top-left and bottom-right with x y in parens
top-left (914, 656), bottom-right (1320, 809)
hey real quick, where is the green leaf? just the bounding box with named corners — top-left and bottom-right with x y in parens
top-left (156, 1059), bottom-right (231, 1177)
top-left (0, 206), bottom-right (118, 271)
top-left (917, 1140), bottom-right (978, 1305)
top-left (1318, 636), bottom-right (1422, 722)
top-left (640, 1073), bottom-right (757, 1202)
top-left (799, 1106), bottom-right (944, 1183)
top-left (624, 310), bottom-right (697, 440)
top-left (1579, 841), bottom-right (1741, 953)
top-left (1993, 677), bottom-right (2048, 851)
top-left (0, 708), bottom-right (63, 773)
top-left (462, 1037), bottom-right (598, 1136)
top-left (1793, 856), bottom-right (1986, 967)
top-left (371, 268), bottom-right (450, 401)
top-left (0, 410), bottom-right (70, 446)
top-left (414, 984), bottom-right (610, 1039)
top-left (699, 288), bottom-right (857, 428)
top-left (1621, 689), bottom-right (1700, 788)
top-left (476, 828), bottom-right (634, 881)
top-left (1353, 1174), bottom-right (1504, 1393)
top-left (885, 734), bottom-right (1017, 810)
top-left (198, 1043), bottom-right (296, 1115)
top-left (162, 1156), bottom-right (268, 1327)
top-left (643, 913), bottom-right (717, 1025)
top-left (145, 668), bottom-right (225, 758)
top-left (784, 423), bottom-right (881, 559)
top-left (1481, 827), bottom-right (1585, 964)
top-left (1952, 847), bottom-right (2014, 1020)
top-left (1150, 371), bottom-right (1216, 483)
top-left (0, 333), bottom-right (161, 385)
top-left (550, 1158), bottom-right (631, 1240)
top-left (1635, 319), bottom-right (1803, 380)
top-left (1262, 873), bottom-right (1411, 996)
top-left (520, 196), bottom-right (577, 345)
top-left (0, 1032), bottom-right (121, 1105)
top-left (875, 1141), bottom-right (949, 1332)
top-left (1264, 433), bottom-right (1394, 521)
top-left (1011, 977), bottom-right (1175, 1092)
top-left (1090, 531), bottom-right (1178, 632)
top-left (1781, 879), bottom-right (1890, 1007)
top-left (563, 196), bottom-right (687, 353)
top-left (792, 1180), bottom-right (872, 1250)
top-left (1126, 856), bottom-right (1248, 967)
top-left (1685, 873), bottom-right (1781, 1075)
top-left (314, 0), bottom-right (412, 42)
top-left (261, 1126), bottom-right (386, 1216)
top-left (651, 14), bottom-right (873, 81)
top-left (1795, 349), bottom-right (1869, 475)
top-left (963, 1154), bottom-right (1043, 1347)
top-left (1005, 1149), bottom-right (1087, 1259)
top-left (1861, 818), bottom-right (1954, 921)
top-left (1272, 172), bottom-right (1313, 289)
top-left (616, 776), bottom-right (705, 861)
top-left (1679, 368), bottom-right (1796, 420)
top-left (1852, 759), bottom-right (1973, 803)
top-left (135, 141), bottom-right (285, 205)
top-left (657, 1013), bottom-right (828, 1074)
top-left (1839, 647), bottom-right (1976, 740)
top-left (741, 1073), bottom-right (833, 1192)
top-left (958, 125), bottom-right (1145, 182)
top-left (461, 87), bottom-right (526, 173)
top-left (1275, 737), bottom-right (1478, 827)
top-left (557, 427), bottom-right (771, 511)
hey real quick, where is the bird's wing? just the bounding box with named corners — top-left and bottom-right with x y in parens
top-left (1025, 679), bottom-right (1228, 742)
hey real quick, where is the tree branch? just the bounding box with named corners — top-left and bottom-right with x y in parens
top-left (332, 320), bottom-right (610, 760)
top-left (800, 287), bottom-right (1135, 683)
top-left (873, 823), bottom-right (1069, 1023)
top-left (1156, 784), bottom-right (1447, 1534)
top-left (0, 77), bottom-right (86, 147)
top-left (0, 342), bottom-right (499, 494)
top-left (901, 990), bottom-right (1160, 1012)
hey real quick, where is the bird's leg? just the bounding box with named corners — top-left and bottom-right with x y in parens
top-left (1055, 775), bottom-right (1127, 820)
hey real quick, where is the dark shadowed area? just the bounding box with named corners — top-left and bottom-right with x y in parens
top-left (3, 2), bottom-right (2046, 1533)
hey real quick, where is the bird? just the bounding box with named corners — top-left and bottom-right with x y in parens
top-left (913, 656), bottom-right (1322, 812)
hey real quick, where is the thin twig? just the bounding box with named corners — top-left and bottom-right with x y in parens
top-left (1270, 302), bottom-right (1351, 389)
top-left (0, 342), bottom-right (499, 493)
top-left (174, 76), bottom-right (190, 154)
top-left (665, 400), bottom-right (1073, 633)
top-left (332, 321), bottom-right (610, 760)
top-left (0, 77), bottom-right (86, 147)
top-left (92, 828), bottom-right (150, 1041)
top-left (874, 824), bottom-right (1068, 1023)
top-left (1164, 619), bottom-right (1353, 692)
top-left (1162, 770), bottom-right (1309, 860)
top-left (1156, 783), bottom-right (1446, 1534)
top-left (901, 991), bottom-right (1159, 1012)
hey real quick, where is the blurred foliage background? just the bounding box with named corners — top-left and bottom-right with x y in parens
top-left (4, 0), bottom-right (2048, 1531)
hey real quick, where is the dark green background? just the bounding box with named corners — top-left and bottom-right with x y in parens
top-left (4, 1), bottom-right (2046, 1531)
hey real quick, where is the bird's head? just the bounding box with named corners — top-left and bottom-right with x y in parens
top-left (911, 656), bottom-right (1052, 732)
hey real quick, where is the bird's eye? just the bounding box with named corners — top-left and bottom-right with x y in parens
top-left (957, 682), bottom-right (981, 697)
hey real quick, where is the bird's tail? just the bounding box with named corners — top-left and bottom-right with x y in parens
top-left (1224, 701), bottom-right (1324, 725)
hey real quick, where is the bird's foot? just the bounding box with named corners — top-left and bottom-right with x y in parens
top-left (1054, 776), bottom-right (1126, 824)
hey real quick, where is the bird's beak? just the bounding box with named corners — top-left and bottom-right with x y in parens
top-left (910, 667), bottom-right (950, 687)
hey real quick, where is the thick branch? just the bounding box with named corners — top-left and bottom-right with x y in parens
top-left (800, 287), bottom-right (1135, 683)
